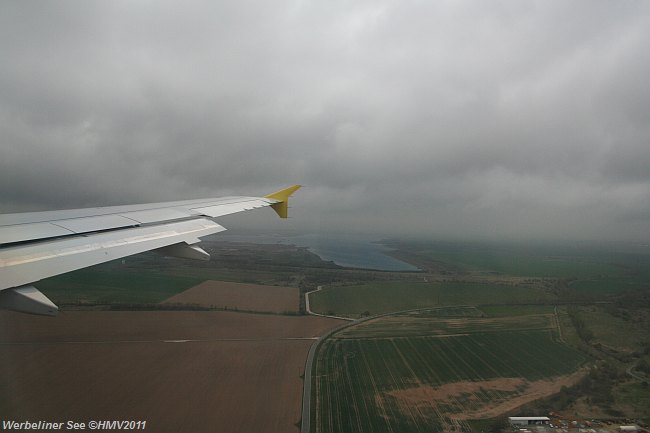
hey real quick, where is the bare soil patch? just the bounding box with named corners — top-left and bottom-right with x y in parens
top-left (0, 311), bottom-right (344, 433)
top-left (387, 377), bottom-right (526, 402)
top-left (162, 280), bottom-right (299, 313)
top-left (385, 370), bottom-right (587, 421)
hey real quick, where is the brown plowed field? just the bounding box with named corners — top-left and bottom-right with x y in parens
top-left (0, 311), bottom-right (343, 433)
top-left (162, 280), bottom-right (299, 313)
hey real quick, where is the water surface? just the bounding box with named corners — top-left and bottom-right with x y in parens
top-left (216, 233), bottom-right (420, 271)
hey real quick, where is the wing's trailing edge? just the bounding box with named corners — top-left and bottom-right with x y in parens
top-left (0, 185), bottom-right (301, 316)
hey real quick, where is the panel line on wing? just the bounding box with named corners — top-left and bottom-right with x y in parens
top-left (0, 219), bottom-right (226, 291)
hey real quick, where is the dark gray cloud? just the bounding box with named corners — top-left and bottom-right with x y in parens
top-left (1, 1), bottom-right (649, 242)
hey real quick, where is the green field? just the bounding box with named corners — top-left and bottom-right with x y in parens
top-left (310, 281), bottom-right (555, 317)
top-left (338, 313), bottom-right (556, 339)
top-left (479, 305), bottom-right (556, 317)
top-left (615, 381), bottom-right (650, 415)
top-left (397, 306), bottom-right (484, 318)
top-left (35, 242), bottom-right (320, 306)
top-left (420, 249), bottom-right (623, 278)
top-left (313, 325), bottom-right (587, 433)
top-left (37, 267), bottom-right (203, 305)
top-left (567, 278), bottom-right (639, 295)
top-left (576, 306), bottom-right (650, 352)
top-left (388, 241), bottom-right (650, 301)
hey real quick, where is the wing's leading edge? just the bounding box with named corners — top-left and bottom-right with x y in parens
top-left (0, 185), bottom-right (301, 316)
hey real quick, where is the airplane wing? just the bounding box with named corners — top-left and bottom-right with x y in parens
top-left (0, 185), bottom-right (301, 316)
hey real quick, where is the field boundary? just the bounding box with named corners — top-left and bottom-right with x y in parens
top-left (308, 305), bottom-right (589, 433)
top-left (305, 286), bottom-right (355, 321)
top-left (302, 306), bottom-right (476, 433)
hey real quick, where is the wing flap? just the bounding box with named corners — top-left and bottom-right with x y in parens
top-left (192, 198), bottom-right (272, 218)
top-left (0, 196), bottom-right (276, 246)
top-left (0, 185), bottom-right (302, 315)
top-left (55, 214), bottom-right (138, 233)
top-left (0, 223), bottom-right (75, 245)
top-left (123, 208), bottom-right (197, 224)
top-left (0, 218), bottom-right (225, 291)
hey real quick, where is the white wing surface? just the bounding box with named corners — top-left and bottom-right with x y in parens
top-left (0, 185), bottom-right (301, 316)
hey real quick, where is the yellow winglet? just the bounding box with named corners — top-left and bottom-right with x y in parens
top-left (264, 185), bottom-right (302, 218)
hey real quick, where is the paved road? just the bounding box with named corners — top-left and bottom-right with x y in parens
top-left (300, 319), bottom-right (358, 433)
top-left (299, 305), bottom-right (480, 433)
top-left (300, 306), bottom-right (396, 433)
top-left (626, 365), bottom-right (646, 381)
top-left (300, 337), bottom-right (320, 433)
top-left (300, 284), bottom-right (363, 433)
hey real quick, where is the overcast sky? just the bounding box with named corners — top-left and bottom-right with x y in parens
top-left (1, 1), bottom-right (649, 243)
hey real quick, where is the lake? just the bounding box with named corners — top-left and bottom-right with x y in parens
top-left (215, 232), bottom-right (420, 271)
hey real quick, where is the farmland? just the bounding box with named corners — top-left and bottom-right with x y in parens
top-left (3, 236), bottom-right (650, 430)
top-left (0, 240), bottom-right (353, 433)
top-left (337, 311), bottom-right (556, 339)
top-left (384, 240), bottom-right (630, 279)
top-left (309, 240), bottom-right (650, 426)
top-left (162, 280), bottom-right (300, 313)
top-left (312, 308), bottom-right (588, 433)
top-left (0, 310), bottom-right (344, 433)
top-left (35, 241), bottom-right (335, 307)
top-left (36, 266), bottom-right (203, 305)
top-left (309, 281), bottom-right (554, 318)
top-left (385, 239), bottom-right (650, 298)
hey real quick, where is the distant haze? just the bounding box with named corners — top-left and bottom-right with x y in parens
top-left (1, 1), bottom-right (649, 243)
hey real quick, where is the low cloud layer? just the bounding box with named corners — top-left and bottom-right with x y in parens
top-left (1, 1), bottom-right (649, 242)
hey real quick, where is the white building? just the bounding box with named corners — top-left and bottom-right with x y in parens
top-left (508, 417), bottom-right (551, 426)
